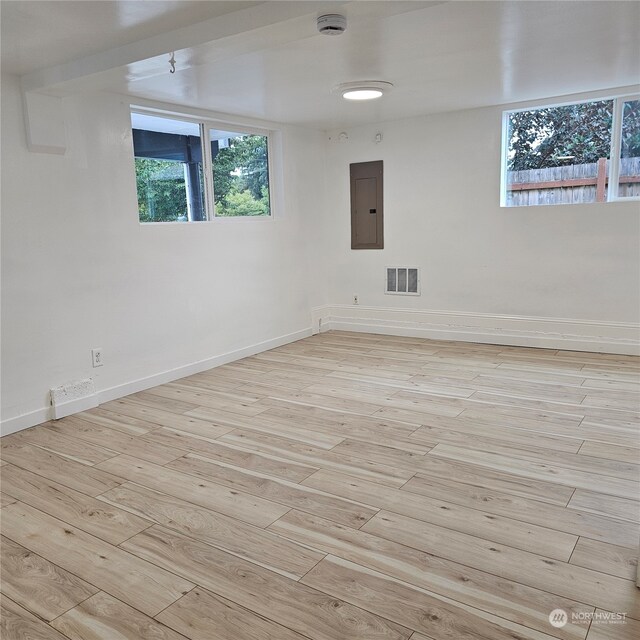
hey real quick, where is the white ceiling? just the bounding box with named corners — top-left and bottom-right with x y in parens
top-left (0, 1), bottom-right (260, 75)
top-left (2, 1), bottom-right (639, 129)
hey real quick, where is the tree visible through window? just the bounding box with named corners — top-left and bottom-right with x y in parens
top-left (507, 101), bottom-right (614, 171)
top-left (131, 114), bottom-right (204, 222)
top-left (131, 111), bottom-right (273, 222)
top-left (211, 132), bottom-right (270, 217)
top-left (619, 99), bottom-right (640, 198)
top-left (503, 96), bottom-right (640, 206)
top-left (135, 158), bottom-right (189, 222)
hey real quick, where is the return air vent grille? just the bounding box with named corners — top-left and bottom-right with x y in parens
top-left (386, 267), bottom-right (420, 295)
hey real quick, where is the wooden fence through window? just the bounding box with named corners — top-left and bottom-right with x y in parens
top-left (506, 157), bottom-right (640, 206)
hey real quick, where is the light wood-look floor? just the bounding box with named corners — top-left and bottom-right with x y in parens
top-left (1, 331), bottom-right (639, 640)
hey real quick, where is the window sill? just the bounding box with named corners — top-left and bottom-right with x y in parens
top-left (139, 216), bottom-right (274, 226)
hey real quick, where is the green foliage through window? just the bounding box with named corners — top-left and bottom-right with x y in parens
top-left (212, 134), bottom-right (270, 217)
top-left (135, 158), bottom-right (188, 222)
top-left (621, 99), bottom-right (640, 161)
top-left (131, 112), bottom-right (273, 221)
top-left (507, 101), bottom-right (614, 171)
top-left (503, 96), bottom-right (640, 206)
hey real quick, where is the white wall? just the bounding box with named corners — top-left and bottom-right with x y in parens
top-left (3, 76), bottom-right (639, 434)
top-left (311, 104), bottom-right (640, 352)
top-left (1, 74), bottom-right (324, 433)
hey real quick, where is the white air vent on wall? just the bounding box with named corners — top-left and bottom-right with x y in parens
top-left (386, 267), bottom-right (420, 295)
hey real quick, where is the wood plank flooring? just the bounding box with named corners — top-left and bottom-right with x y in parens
top-left (1, 331), bottom-right (639, 640)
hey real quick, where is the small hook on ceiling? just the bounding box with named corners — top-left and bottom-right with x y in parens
top-left (169, 52), bottom-right (176, 74)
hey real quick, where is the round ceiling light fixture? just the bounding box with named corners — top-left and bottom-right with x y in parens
top-left (336, 81), bottom-right (394, 101)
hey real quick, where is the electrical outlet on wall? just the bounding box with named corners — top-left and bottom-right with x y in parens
top-left (91, 348), bottom-right (104, 367)
top-left (353, 295), bottom-right (359, 305)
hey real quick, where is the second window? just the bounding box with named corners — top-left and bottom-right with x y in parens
top-left (131, 110), bottom-right (272, 222)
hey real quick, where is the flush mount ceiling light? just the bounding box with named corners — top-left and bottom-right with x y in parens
top-left (336, 81), bottom-right (394, 101)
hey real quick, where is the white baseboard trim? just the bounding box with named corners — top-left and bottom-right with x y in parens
top-left (0, 408), bottom-right (52, 438)
top-left (1, 327), bottom-right (312, 437)
top-left (312, 305), bottom-right (640, 355)
top-left (94, 327), bottom-right (313, 408)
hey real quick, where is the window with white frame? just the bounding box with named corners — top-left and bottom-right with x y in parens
top-left (210, 128), bottom-right (270, 217)
top-left (131, 111), bottom-right (272, 222)
top-left (501, 95), bottom-right (640, 207)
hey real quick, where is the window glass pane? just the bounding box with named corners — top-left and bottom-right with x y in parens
top-left (210, 130), bottom-right (270, 217)
top-left (505, 100), bottom-right (613, 207)
top-left (618, 99), bottom-right (640, 198)
top-left (131, 113), bottom-right (205, 222)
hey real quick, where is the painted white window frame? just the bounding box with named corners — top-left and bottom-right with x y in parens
top-left (131, 106), bottom-right (280, 223)
top-left (500, 93), bottom-right (640, 207)
top-left (205, 123), bottom-right (275, 219)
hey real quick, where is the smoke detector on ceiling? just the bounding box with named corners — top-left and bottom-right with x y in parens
top-left (317, 14), bottom-right (347, 35)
